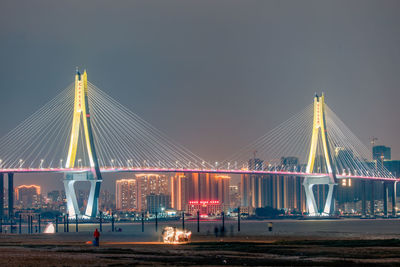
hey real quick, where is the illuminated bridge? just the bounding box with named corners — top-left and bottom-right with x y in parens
top-left (0, 70), bottom-right (397, 218)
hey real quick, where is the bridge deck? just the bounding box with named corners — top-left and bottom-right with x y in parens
top-left (0, 168), bottom-right (397, 181)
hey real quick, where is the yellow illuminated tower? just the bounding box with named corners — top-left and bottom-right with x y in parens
top-left (303, 93), bottom-right (337, 216)
top-left (64, 69), bottom-right (102, 218)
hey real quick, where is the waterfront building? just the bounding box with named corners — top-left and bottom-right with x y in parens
top-left (116, 179), bottom-right (138, 211)
top-left (187, 200), bottom-right (222, 215)
top-left (373, 145), bottom-right (391, 161)
top-left (146, 194), bottom-right (171, 213)
top-left (171, 173), bottom-right (231, 212)
top-left (15, 184), bottom-right (41, 208)
top-left (116, 174), bottom-right (169, 211)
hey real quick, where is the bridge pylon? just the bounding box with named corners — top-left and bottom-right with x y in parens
top-left (303, 93), bottom-right (337, 216)
top-left (64, 69), bottom-right (102, 219)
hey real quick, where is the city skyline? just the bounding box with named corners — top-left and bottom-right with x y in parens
top-left (1, 2), bottom-right (400, 265)
top-left (1, 1), bottom-right (400, 166)
top-left (0, 0), bottom-right (398, 220)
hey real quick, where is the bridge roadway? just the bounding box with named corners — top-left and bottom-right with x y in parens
top-left (0, 167), bottom-right (397, 181)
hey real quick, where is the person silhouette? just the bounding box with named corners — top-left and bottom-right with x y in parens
top-left (94, 228), bottom-right (100, 246)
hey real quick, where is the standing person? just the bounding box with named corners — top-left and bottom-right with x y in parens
top-left (268, 222), bottom-right (273, 232)
top-left (214, 226), bottom-right (219, 237)
top-left (94, 228), bottom-right (100, 247)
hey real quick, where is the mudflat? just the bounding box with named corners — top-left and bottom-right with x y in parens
top-left (1, 232), bottom-right (400, 266)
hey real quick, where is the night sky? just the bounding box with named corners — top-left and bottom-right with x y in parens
top-left (0, 0), bottom-right (399, 193)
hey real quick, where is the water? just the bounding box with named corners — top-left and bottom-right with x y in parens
top-left (6, 218), bottom-right (400, 240)
top-left (46, 218), bottom-right (400, 239)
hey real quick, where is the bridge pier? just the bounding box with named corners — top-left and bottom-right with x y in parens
top-left (383, 182), bottom-right (389, 218)
top-left (8, 173), bottom-right (13, 218)
top-left (361, 180), bottom-right (366, 218)
top-left (392, 182), bottom-right (397, 217)
top-left (64, 172), bottom-right (102, 218)
top-left (0, 174), bottom-right (3, 219)
top-left (303, 176), bottom-right (335, 216)
top-left (370, 181), bottom-right (375, 218)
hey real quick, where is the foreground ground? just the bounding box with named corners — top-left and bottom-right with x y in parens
top-left (2, 219), bottom-right (400, 266)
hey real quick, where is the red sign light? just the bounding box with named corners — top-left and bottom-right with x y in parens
top-left (188, 200), bottom-right (220, 205)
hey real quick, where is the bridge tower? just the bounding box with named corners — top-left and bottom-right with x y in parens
top-left (303, 93), bottom-right (337, 216)
top-left (64, 69), bottom-right (102, 218)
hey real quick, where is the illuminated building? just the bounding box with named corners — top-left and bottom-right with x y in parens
top-left (384, 160), bottom-right (400, 177)
top-left (116, 179), bottom-right (138, 211)
top-left (229, 185), bottom-right (240, 208)
top-left (240, 174), bottom-right (251, 207)
top-left (171, 173), bottom-right (231, 212)
top-left (171, 173), bottom-right (187, 211)
top-left (241, 158), bottom-right (265, 208)
top-left (116, 174), bottom-right (169, 211)
top-left (136, 174), bottom-right (169, 211)
top-left (241, 174), bottom-right (304, 211)
top-left (216, 175), bottom-right (230, 211)
top-left (77, 190), bottom-right (89, 211)
top-left (240, 157), bottom-right (305, 213)
top-left (373, 145), bottom-right (391, 161)
top-left (99, 190), bottom-right (114, 210)
top-left (47, 190), bottom-right (63, 203)
top-left (146, 194), bottom-right (171, 213)
top-left (187, 200), bottom-right (222, 215)
top-left (16, 185), bottom-right (41, 208)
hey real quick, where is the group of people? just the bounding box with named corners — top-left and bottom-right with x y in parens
top-left (91, 222), bottom-right (274, 246)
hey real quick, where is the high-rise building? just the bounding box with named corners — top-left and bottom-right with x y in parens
top-left (248, 158), bottom-right (264, 170)
top-left (146, 194), bottom-right (171, 213)
top-left (77, 190), bottom-right (89, 211)
top-left (116, 179), bottom-right (138, 211)
top-left (47, 190), bottom-right (62, 203)
top-left (46, 190), bottom-right (65, 210)
top-left (280, 157), bottom-right (299, 166)
top-left (229, 185), bottom-right (240, 208)
top-left (116, 174), bottom-right (169, 211)
top-left (99, 190), bottom-right (114, 211)
top-left (240, 157), bottom-right (305, 213)
top-left (240, 174), bottom-right (251, 207)
top-left (170, 173), bottom-right (187, 211)
top-left (216, 175), bottom-right (231, 211)
top-left (16, 185), bottom-right (41, 208)
top-left (373, 145), bottom-right (391, 161)
top-left (384, 160), bottom-right (400, 177)
top-left (171, 173), bottom-right (231, 212)
top-left (136, 174), bottom-right (169, 211)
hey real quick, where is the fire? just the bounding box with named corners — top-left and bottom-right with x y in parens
top-left (162, 227), bottom-right (191, 244)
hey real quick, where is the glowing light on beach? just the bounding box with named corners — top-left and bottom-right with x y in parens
top-left (44, 223), bottom-right (55, 234)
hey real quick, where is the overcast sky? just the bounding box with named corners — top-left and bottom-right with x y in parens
top-left (1, 0), bottom-right (399, 192)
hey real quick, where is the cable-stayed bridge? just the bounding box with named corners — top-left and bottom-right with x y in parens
top-left (0, 70), bottom-right (397, 218)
